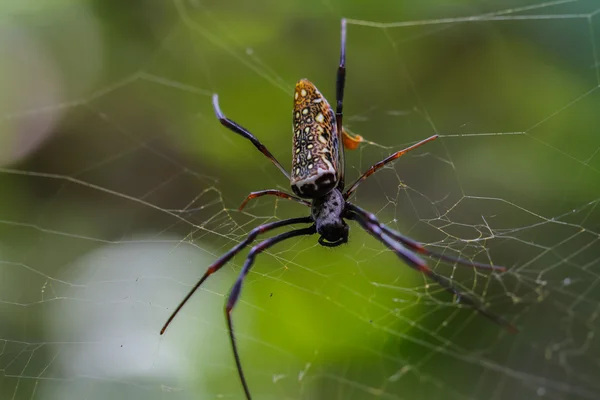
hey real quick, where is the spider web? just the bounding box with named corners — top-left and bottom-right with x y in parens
top-left (1, 0), bottom-right (599, 399)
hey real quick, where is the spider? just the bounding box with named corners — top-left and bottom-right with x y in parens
top-left (160, 18), bottom-right (517, 400)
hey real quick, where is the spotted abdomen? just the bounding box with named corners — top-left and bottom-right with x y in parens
top-left (290, 79), bottom-right (340, 199)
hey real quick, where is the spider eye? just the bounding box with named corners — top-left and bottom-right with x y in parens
top-left (317, 219), bottom-right (347, 243)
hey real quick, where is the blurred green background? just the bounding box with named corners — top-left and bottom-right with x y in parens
top-left (1, 0), bottom-right (599, 399)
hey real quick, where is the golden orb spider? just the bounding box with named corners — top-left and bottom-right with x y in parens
top-left (160, 18), bottom-right (517, 400)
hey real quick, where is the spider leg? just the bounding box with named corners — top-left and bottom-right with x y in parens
top-left (212, 94), bottom-right (290, 180)
top-left (238, 189), bottom-right (310, 211)
top-left (342, 128), bottom-right (363, 150)
top-left (348, 211), bottom-right (518, 333)
top-left (343, 134), bottom-right (438, 200)
top-left (160, 216), bottom-right (312, 335)
top-left (336, 18), bottom-right (348, 190)
top-left (225, 225), bottom-right (317, 400)
top-left (346, 203), bottom-right (505, 272)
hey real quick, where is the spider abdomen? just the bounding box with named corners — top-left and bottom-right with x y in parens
top-left (290, 79), bottom-right (340, 199)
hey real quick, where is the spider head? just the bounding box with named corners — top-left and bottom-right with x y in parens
top-left (311, 189), bottom-right (348, 246)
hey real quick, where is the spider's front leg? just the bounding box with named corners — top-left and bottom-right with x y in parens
top-left (159, 216), bottom-right (312, 335)
top-left (347, 207), bottom-right (517, 333)
top-left (347, 203), bottom-right (506, 272)
top-left (225, 225), bottom-right (316, 400)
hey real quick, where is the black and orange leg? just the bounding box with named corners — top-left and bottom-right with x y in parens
top-left (238, 190), bottom-right (310, 211)
top-left (343, 134), bottom-right (438, 199)
top-left (212, 94), bottom-right (290, 180)
top-left (159, 216), bottom-right (312, 335)
top-left (225, 225), bottom-right (316, 400)
top-left (348, 208), bottom-right (517, 333)
top-left (346, 204), bottom-right (505, 272)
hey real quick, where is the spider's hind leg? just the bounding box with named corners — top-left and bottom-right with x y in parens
top-left (212, 94), bottom-right (290, 180)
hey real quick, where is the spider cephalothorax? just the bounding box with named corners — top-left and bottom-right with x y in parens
top-left (160, 18), bottom-right (517, 400)
top-left (311, 188), bottom-right (348, 246)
